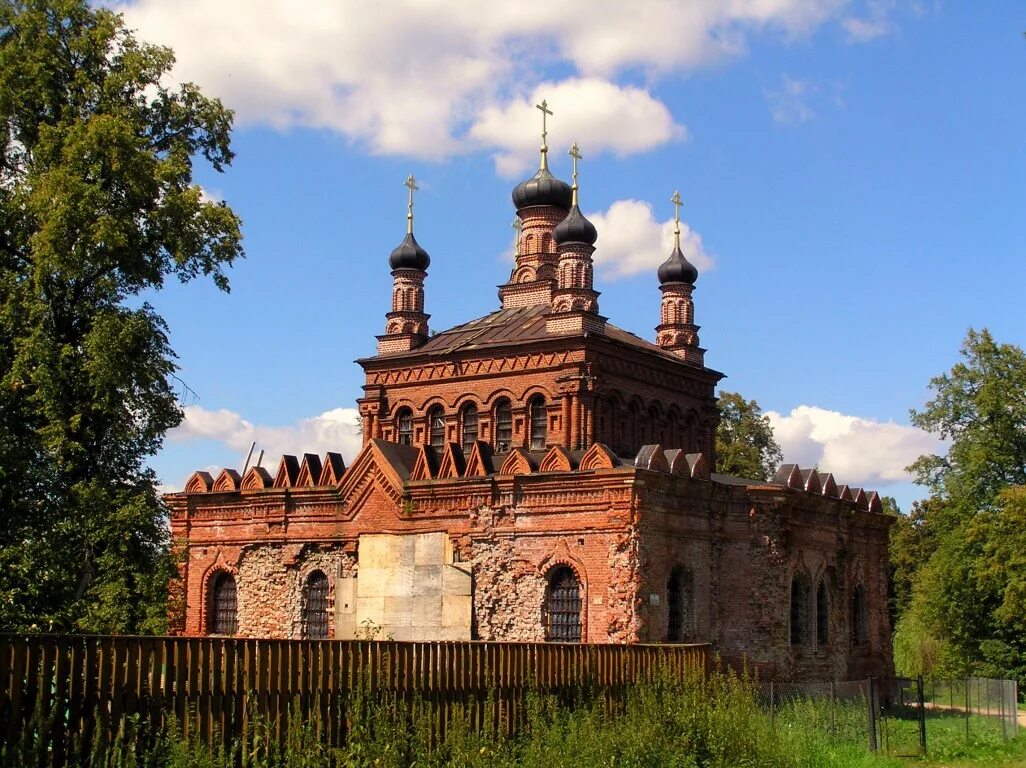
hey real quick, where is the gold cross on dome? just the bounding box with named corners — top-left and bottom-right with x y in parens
top-left (536, 99), bottom-right (553, 145)
top-left (568, 142), bottom-right (582, 205)
top-left (405, 174), bottom-right (419, 233)
top-left (569, 142), bottom-right (582, 178)
top-left (536, 99), bottom-right (553, 169)
top-left (670, 189), bottom-right (683, 247)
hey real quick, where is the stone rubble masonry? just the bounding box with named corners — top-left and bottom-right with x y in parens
top-left (169, 446), bottom-right (894, 682)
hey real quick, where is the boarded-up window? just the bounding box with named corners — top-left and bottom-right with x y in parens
top-left (529, 396), bottom-right (547, 450)
top-left (790, 573), bottom-right (810, 646)
top-left (303, 570), bottom-right (329, 639)
top-left (211, 572), bottom-right (238, 636)
top-left (461, 404), bottom-right (478, 453)
top-left (544, 566), bottom-right (582, 642)
top-left (428, 406), bottom-right (445, 447)
top-left (397, 409), bottom-right (413, 445)
top-left (494, 399), bottom-right (512, 452)
top-left (816, 580), bottom-right (830, 646)
top-left (667, 566), bottom-right (695, 642)
top-left (852, 584), bottom-right (869, 646)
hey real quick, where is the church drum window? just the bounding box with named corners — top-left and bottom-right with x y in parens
top-left (494, 399), bottom-right (513, 452)
top-left (461, 404), bottom-right (479, 453)
top-left (529, 396), bottom-right (547, 450)
top-left (816, 580), bottom-right (829, 646)
top-left (544, 566), bottom-right (582, 642)
top-left (428, 405), bottom-right (445, 447)
top-left (667, 566), bottom-right (695, 642)
top-left (852, 584), bottom-right (869, 647)
top-left (210, 572), bottom-right (238, 636)
top-left (397, 409), bottom-right (413, 446)
top-left (303, 570), bottom-right (329, 639)
top-left (790, 573), bottom-right (810, 647)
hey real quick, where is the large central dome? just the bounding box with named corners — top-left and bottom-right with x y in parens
top-left (512, 167), bottom-right (573, 210)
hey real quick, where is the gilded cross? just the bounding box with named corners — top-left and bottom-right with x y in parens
top-left (670, 189), bottom-right (683, 248)
top-left (405, 174), bottom-right (419, 233)
top-left (512, 217), bottom-right (522, 256)
top-left (568, 142), bottom-right (582, 205)
top-left (536, 99), bottom-right (553, 147)
top-left (568, 142), bottom-right (582, 183)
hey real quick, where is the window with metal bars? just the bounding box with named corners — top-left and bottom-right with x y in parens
top-left (461, 404), bottom-right (478, 454)
top-left (529, 396), bottom-right (547, 450)
top-left (303, 570), bottom-right (329, 639)
top-left (666, 566), bottom-right (695, 642)
top-left (428, 406), bottom-right (445, 447)
top-left (494, 399), bottom-right (512, 452)
top-left (211, 572), bottom-right (238, 636)
top-left (816, 580), bottom-right (830, 646)
top-left (852, 584), bottom-right (869, 646)
top-left (544, 566), bottom-right (582, 642)
top-left (790, 573), bottom-right (810, 646)
top-left (397, 409), bottom-right (413, 445)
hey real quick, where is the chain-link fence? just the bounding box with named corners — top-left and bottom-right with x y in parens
top-left (761, 676), bottom-right (1020, 758)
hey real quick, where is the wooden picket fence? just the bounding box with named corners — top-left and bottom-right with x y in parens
top-left (0, 635), bottom-right (708, 764)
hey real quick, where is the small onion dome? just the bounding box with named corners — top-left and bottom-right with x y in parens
top-left (388, 232), bottom-right (430, 271)
top-left (657, 244), bottom-right (698, 285)
top-left (512, 167), bottom-right (572, 210)
top-left (553, 204), bottom-right (598, 246)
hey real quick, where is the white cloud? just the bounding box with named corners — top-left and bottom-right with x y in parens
top-left (765, 76), bottom-right (816, 124)
top-left (842, 0), bottom-right (897, 42)
top-left (197, 185), bottom-right (222, 204)
top-left (169, 405), bottom-right (364, 473)
top-left (470, 79), bottom-right (684, 177)
top-left (766, 405), bottom-right (940, 488)
top-left (587, 199), bottom-right (715, 280)
top-left (117, 0), bottom-right (863, 162)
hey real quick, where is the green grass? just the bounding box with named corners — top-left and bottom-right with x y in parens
top-left (3, 669), bottom-right (1023, 767)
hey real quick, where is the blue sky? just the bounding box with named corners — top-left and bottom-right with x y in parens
top-left (118, 1), bottom-right (1026, 511)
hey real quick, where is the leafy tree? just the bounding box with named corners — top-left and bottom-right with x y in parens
top-left (715, 391), bottom-right (783, 481)
top-left (888, 496), bottom-right (944, 624)
top-left (894, 329), bottom-right (1026, 690)
top-left (0, 0), bottom-right (242, 631)
top-left (907, 328), bottom-right (1026, 515)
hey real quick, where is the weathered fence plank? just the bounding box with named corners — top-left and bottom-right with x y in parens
top-left (0, 635), bottom-right (707, 761)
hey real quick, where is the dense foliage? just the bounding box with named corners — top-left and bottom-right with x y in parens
top-left (0, 0), bottom-right (242, 632)
top-left (892, 329), bottom-right (1026, 690)
top-left (715, 391), bottom-right (783, 481)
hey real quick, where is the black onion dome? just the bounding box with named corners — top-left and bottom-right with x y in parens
top-left (553, 204), bottom-right (598, 246)
top-left (512, 167), bottom-right (573, 210)
top-left (657, 244), bottom-right (698, 285)
top-left (388, 232), bottom-right (430, 271)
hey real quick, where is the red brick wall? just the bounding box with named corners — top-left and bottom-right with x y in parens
top-left (168, 451), bottom-right (894, 682)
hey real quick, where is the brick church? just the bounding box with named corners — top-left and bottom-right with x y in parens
top-left (168, 109), bottom-right (894, 681)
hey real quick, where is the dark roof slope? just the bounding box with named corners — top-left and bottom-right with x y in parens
top-left (363, 304), bottom-right (709, 367)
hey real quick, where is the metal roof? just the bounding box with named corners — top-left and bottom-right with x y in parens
top-left (368, 304), bottom-right (697, 365)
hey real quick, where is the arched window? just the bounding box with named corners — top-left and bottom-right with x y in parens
top-left (790, 573), bottom-right (810, 647)
top-left (494, 399), bottom-right (512, 452)
top-left (210, 572), bottom-right (238, 636)
top-left (303, 571), bottom-right (329, 639)
top-left (544, 566), bottom-right (582, 642)
top-left (529, 396), bottom-right (547, 450)
top-left (461, 404), bottom-right (479, 453)
top-left (397, 408), bottom-right (413, 446)
top-left (428, 405), bottom-right (445, 447)
top-left (852, 584), bottom-right (869, 646)
top-left (816, 581), bottom-right (830, 646)
top-left (667, 566), bottom-right (695, 642)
